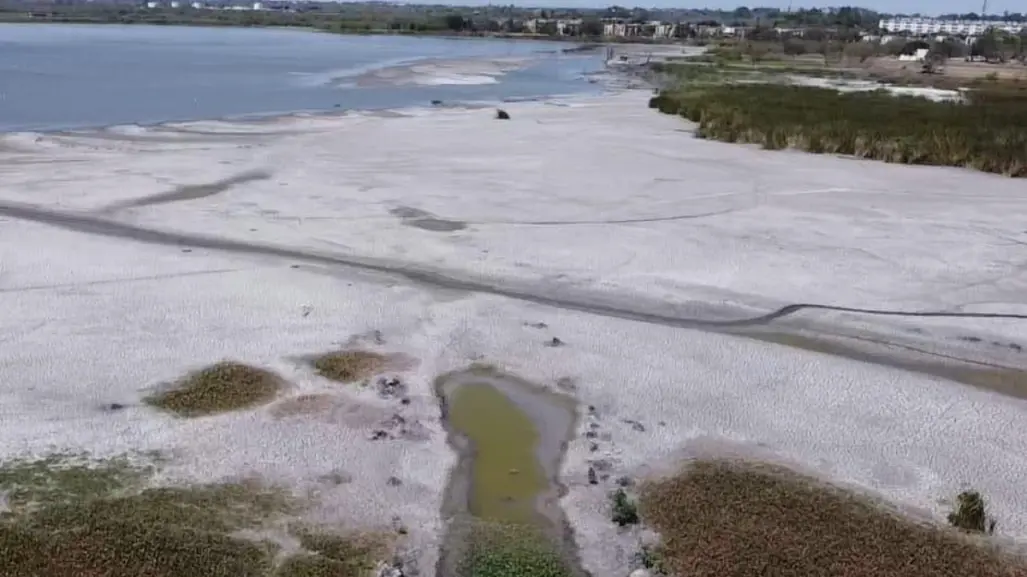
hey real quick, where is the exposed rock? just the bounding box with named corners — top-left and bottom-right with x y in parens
top-left (545, 337), bottom-right (565, 347)
top-left (589, 442), bottom-right (599, 452)
top-left (623, 419), bottom-right (646, 432)
top-left (588, 467), bottom-right (598, 485)
top-left (386, 476), bottom-right (403, 487)
top-left (629, 569), bottom-right (653, 577)
top-left (376, 376), bottom-right (408, 399)
top-left (101, 402), bottom-right (127, 412)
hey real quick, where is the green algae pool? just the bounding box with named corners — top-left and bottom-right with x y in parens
top-left (436, 368), bottom-right (582, 577)
top-left (448, 383), bottom-right (548, 525)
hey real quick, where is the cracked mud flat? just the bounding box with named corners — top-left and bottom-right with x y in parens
top-left (3, 91), bottom-right (1027, 575)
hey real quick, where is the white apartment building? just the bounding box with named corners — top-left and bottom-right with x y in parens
top-left (879, 17), bottom-right (1025, 36)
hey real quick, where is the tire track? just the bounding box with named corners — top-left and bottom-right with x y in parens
top-left (3, 199), bottom-right (1027, 329)
top-left (96, 170), bottom-right (271, 213)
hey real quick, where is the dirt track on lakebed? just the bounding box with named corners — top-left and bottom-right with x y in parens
top-left (2, 198), bottom-right (1027, 396)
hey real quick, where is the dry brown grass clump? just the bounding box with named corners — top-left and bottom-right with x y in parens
top-left (640, 460), bottom-right (1027, 577)
top-left (311, 350), bottom-right (385, 383)
top-left (144, 361), bottom-right (287, 417)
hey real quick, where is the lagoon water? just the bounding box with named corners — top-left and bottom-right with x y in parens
top-left (0, 23), bottom-right (603, 132)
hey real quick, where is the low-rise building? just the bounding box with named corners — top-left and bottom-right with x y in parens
top-left (879, 17), bottom-right (1025, 36)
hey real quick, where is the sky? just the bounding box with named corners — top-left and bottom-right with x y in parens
top-left (474, 0), bottom-right (1022, 15)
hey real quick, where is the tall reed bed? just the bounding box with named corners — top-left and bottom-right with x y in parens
top-left (649, 83), bottom-right (1027, 176)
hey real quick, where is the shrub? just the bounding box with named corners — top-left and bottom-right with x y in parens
top-left (311, 350), bottom-right (386, 383)
top-left (650, 83), bottom-right (1027, 177)
top-left (611, 488), bottom-right (640, 526)
top-left (640, 460), bottom-right (1027, 577)
top-left (947, 490), bottom-right (998, 534)
top-left (145, 361), bottom-right (287, 417)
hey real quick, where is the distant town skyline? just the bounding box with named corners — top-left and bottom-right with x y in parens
top-left (442, 0), bottom-right (1023, 17)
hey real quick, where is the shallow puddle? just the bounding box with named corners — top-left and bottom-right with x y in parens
top-left (448, 383), bottom-right (547, 525)
top-left (435, 367), bottom-right (584, 577)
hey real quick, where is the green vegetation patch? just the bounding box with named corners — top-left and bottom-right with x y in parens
top-left (0, 453), bottom-right (300, 577)
top-left (311, 351), bottom-right (386, 383)
top-left (145, 361), bottom-right (287, 417)
top-left (650, 82), bottom-right (1027, 177)
top-left (274, 527), bottom-right (390, 577)
top-left (948, 490), bottom-right (998, 534)
top-left (640, 460), bottom-right (1027, 577)
top-left (0, 452), bottom-right (155, 514)
top-left (458, 521), bottom-right (573, 577)
top-left (448, 383), bottom-right (546, 525)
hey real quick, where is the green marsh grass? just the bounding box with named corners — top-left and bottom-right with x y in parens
top-left (640, 460), bottom-right (1027, 577)
top-left (650, 82), bottom-right (1027, 176)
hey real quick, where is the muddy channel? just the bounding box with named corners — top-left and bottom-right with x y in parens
top-left (434, 366), bottom-right (587, 577)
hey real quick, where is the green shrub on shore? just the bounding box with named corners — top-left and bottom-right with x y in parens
top-left (948, 490), bottom-right (998, 534)
top-left (649, 83), bottom-right (1027, 177)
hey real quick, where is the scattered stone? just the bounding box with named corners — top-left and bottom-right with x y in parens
top-left (589, 422), bottom-right (600, 430)
top-left (623, 419), bottom-right (646, 432)
top-left (400, 397), bottom-right (411, 405)
top-left (545, 337), bottom-right (565, 347)
top-left (587, 405), bottom-right (597, 416)
top-left (370, 429), bottom-right (390, 441)
top-left (301, 305), bottom-right (313, 318)
top-left (431, 99), bottom-right (443, 106)
top-left (101, 402), bottom-right (127, 412)
top-left (590, 459), bottom-right (613, 473)
top-left (525, 321), bottom-right (548, 329)
top-left (376, 560), bottom-right (405, 577)
top-left (589, 442), bottom-right (599, 452)
top-left (319, 470), bottom-right (353, 485)
top-left (376, 376), bottom-right (409, 399)
top-left (617, 476), bottom-right (633, 487)
top-left (585, 430), bottom-right (598, 439)
top-left (290, 264), bottom-right (300, 269)
top-left (181, 248), bottom-right (192, 253)
top-left (588, 467), bottom-right (598, 485)
top-left (387, 476), bottom-right (403, 487)
top-left (958, 335), bottom-right (983, 343)
top-left (555, 376), bottom-right (576, 392)
top-left (657, 421), bottom-right (666, 427)
top-left (495, 109), bottom-right (510, 120)
top-left (1012, 343), bottom-right (1024, 352)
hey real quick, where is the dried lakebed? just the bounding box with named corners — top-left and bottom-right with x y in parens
top-left (434, 367), bottom-right (586, 577)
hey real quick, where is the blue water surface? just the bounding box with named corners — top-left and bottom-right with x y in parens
top-left (0, 24), bottom-right (604, 131)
